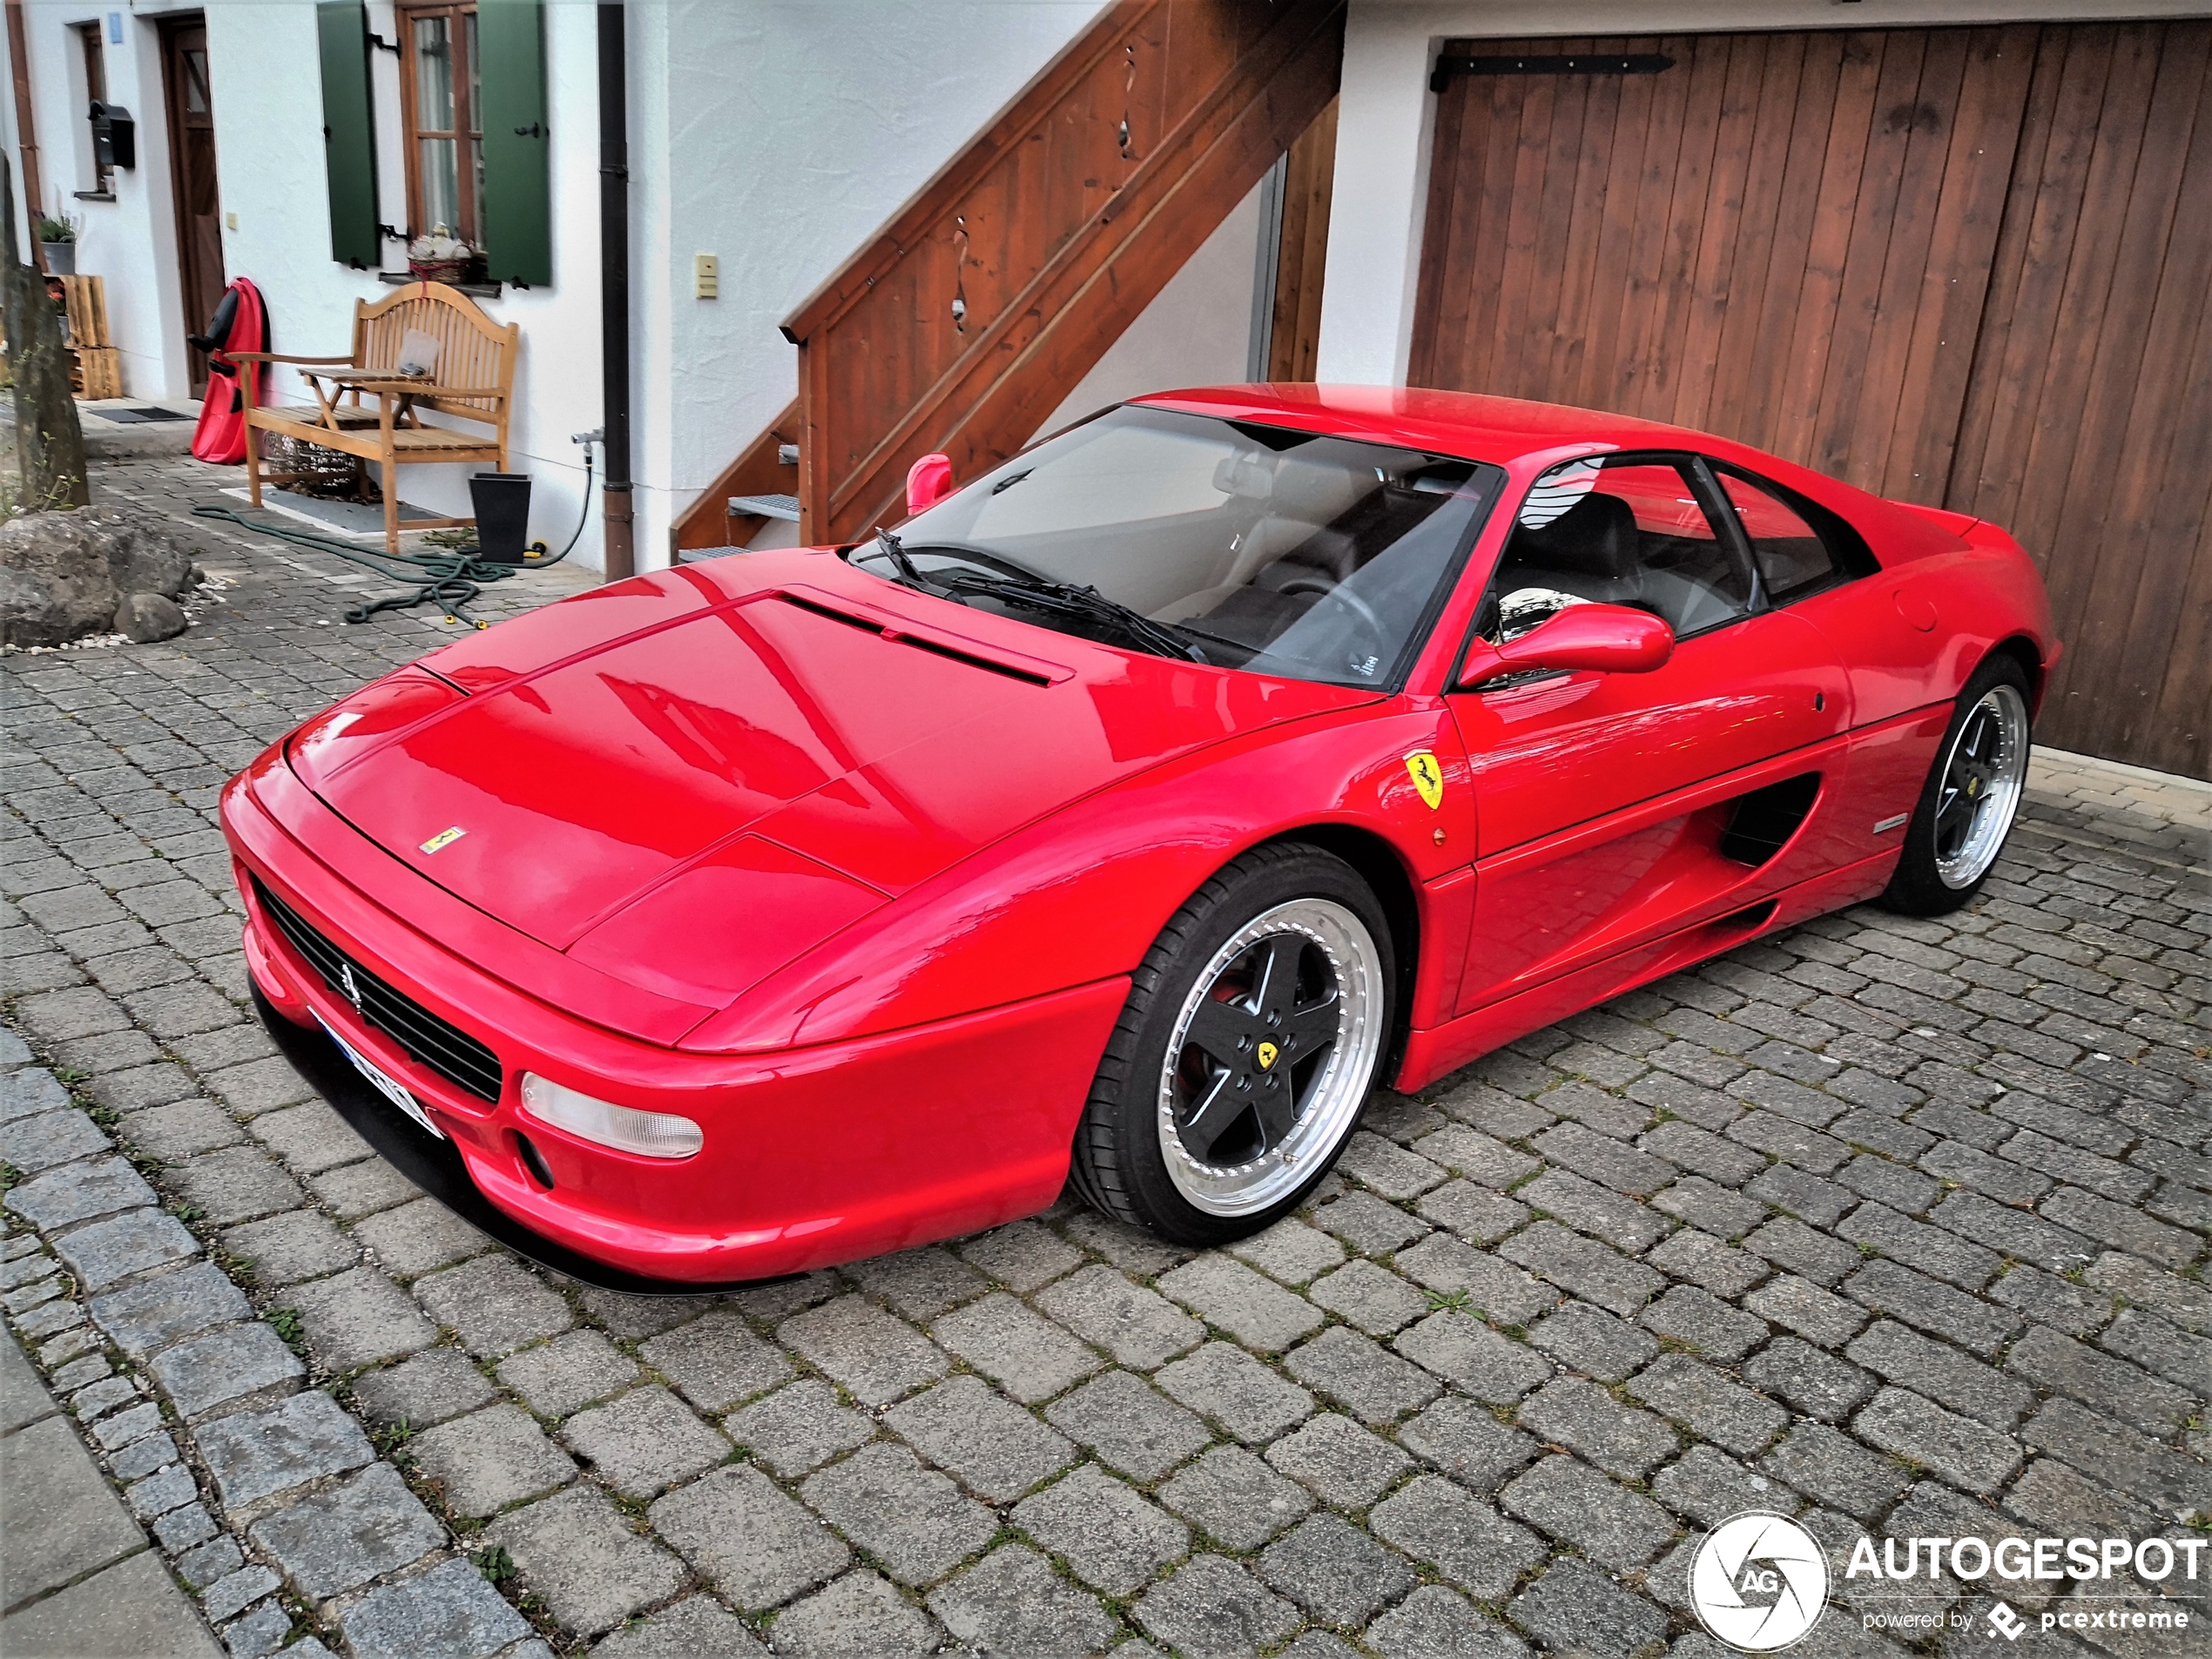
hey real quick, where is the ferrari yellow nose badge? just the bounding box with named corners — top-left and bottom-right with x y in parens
top-left (1256, 1041), bottom-right (1280, 1070)
top-left (1405, 752), bottom-right (1445, 811)
top-left (419, 826), bottom-right (467, 855)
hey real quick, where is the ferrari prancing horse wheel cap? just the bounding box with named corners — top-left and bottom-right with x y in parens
top-left (1689, 1511), bottom-right (1830, 1651)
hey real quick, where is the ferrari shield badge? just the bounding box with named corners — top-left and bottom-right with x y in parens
top-left (419, 826), bottom-right (467, 855)
top-left (1256, 1040), bottom-right (1280, 1070)
top-left (1404, 752), bottom-right (1445, 811)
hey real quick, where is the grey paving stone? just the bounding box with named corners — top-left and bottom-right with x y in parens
top-left (1641, 1119), bottom-right (1768, 1187)
top-left (1133, 1554), bottom-right (1301, 1659)
top-left (196, 1387), bottom-right (374, 1517)
top-left (888, 1372), bottom-right (1078, 1501)
top-left (409, 1402), bottom-right (577, 1516)
top-left (1396, 1308), bottom-right (1553, 1405)
top-left (1510, 1557), bottom-right (1669, 1659)
top-left (175, 1534), bottom-right (244, 1590)
top-left (638, 1309), bottom-right (792, 1413)
top-left (218, 1210), bottom-right (356, 1285)
top-left (1500, 1453), bottom-right (1676, 1568)
top-left (956, 1218), bottom-right (1084, 1292)
top-left (51, 1206), bottom-right (199, 1291)
top-left (1742, 1335), bottom-right (1876, 1422)
top-left (2006, 1323), bottom-right (2195, 1433)
top-left (247, 1460), bottom-right (442, 1602)
top-left (111, 1428), bottom-right (178, 1480)
top-left (1264, 1412), bottom-right (1413, 1508)
top-left (1758, 1424), bottom-right (1910, 1521)
top-left (779, 1294), bottom-right (948, 1406)
top-left (1, 1413), bottom-right (145, 1606)
top-left (926, 1543), bottom-right (1117, 1659)
top-left (1626, 1352), bottom-right (1788, 1457)
top-left (2084, 1251), bottom-right (2212, 1335)
top-left (2019, 1397), bottom-right (2212, 1517)
top-left (1844, 1318), bottom-right (2034, 1429)
top-left (1371, 1472), bottom-right (1546, 1599)
top-left (413, 1253), bottom-right (573, 1359)
top-left (1398, 1395), bottom-right (1539, 1492)
top-left (1033, 1263), bottom-right (1204, 1370)
top-left (2043, 1184), bottom-right (2201, 1270)
top-left (1155, 1340), bottom-right (1315, 1443)
top-left (2004, 1455), bottom-right (2160, 1545)
top-left (767, 1568), bottom-right (940, 1658)
top-left (1157, 1256), bottom-right (1327, 1353)
top-left (801, 1441), bottom-right (997, 1587)
top-left (336, 1557), bottom-right (532, 1659)
top-left (1412, 1123), bottom-right (1541, 1188)
top-left (1230, 1211), bottom-right (1345, 1291)
top-left (2097, 1305), bottom-right (2212, 1394)
top-left (148, 1320), bottom-right (303, 1420)
top-left (648, 1462), bottom-right (848, 1611)
top-left (0, 1066), bottom-right (71, 1120)
top-left (591, 1594), bottom-right (768, 1657)
top-left (1009, 1461), bottom-right (1190, 1595)
top-left (724, 1379), bottom-right (876, 1478)
top-left (1284, 1324), bottom-right (1442, 1425)
top-left (1528, 1299), bottom-right (1661, 1381)
top-left (166, 1145), bottom-right (306, 1226)
top-left (1743, 1272), bottom-right (1870, 1347)
top-left (1058, 1210), bottom-right (1190, 1278)
top-left (497, 1328), bottom-right (640, 1418)
top-left (1744, 1159), bottom-right (1854, 1220)
top-left (304, 1157), bottom-right (419, 1220)
top-left (153, 1501), bottom-right (218, 1553)
top-left (482, 1484), bottom-right (688, 1636)
top-left (1653, 1174), bottom-right (1770, 1240)
top-left (1650, 1443), bottom-right (1801, 1527)
top-left (347, 1345), bottom-right (495, 1429)
top-left (1524, 1168), bottom-right (1671, 1251)
top-left (1743, 1215), bottom-right (1863, 1287)
top-left (1499, 1221), bottom-right (1663, 1317)
top-left (88, 1260), bottom-right (253, 1358)
top-left (1838, 1200), bottom-right (2004, 1290)
top-left (1307, 1258), bottom-right (1428, 1334)
top-left (125, 1460), bottom-right (198, 1520)
top-left (1366, 1583), bottom-right (1527, 1659)
top-left (1312, 1188), bottom-right (1432, 1255)
top-left (1157, 1443), bottom-right (1314, 1549)
top-left (91, 1398), bottom-right (163, 1449)
top-left (562, 1383), bottom-right (729, 1498)
top-left (1988, 1262), bottom-right (2115, 1339)
top-left (245, 1099), bottom-right (373, 1176)
top-left (1339, 1130), bottom-right (1450, 1201)
top-left (0, 1107), bottom-right (112, 1172)
top-left (1258, 1511), bottom-right (1415, 1625)
top-left (112, 1098), bottom-right (238, 1162)
top-left (1042, 1367), bottom-right (1207, 1483)
top-left (1533, 1122), bottom-right (1673, 1196)
top-left (1414, 1178), bottom-right (1531, 1244)
top-left (844, 1244), bottom-right (989, 1319)
top-left (1395, 1234), bottom-right (1559, 1324)
top-left (1639, 1284), bottom-right (1769, 1362)
top-left (1645, 1227), bottom-right (1770, 1298)
top-left (282, 1265), bottom-right (437, 1371)
top-left (349, 1196), bottom-right (489, 1278)
top-left (1852, 1385), bottom-right (2022, 1494)
top-left (1519, 1372), bottom-right (1680, 1478)
top-left (6, 1155), bottom-right (158, 1230)
top-left (1844, 1259), bottom-right (2020, 1358)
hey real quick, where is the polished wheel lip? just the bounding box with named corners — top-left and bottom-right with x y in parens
top-left (1157, 897), bottom-right (1384, 1217)
top-left (1934, 682), bottom-right (2030, 890)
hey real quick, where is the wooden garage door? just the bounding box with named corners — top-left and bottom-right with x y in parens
top-left (1410, 24), bottom-right (2212, 779)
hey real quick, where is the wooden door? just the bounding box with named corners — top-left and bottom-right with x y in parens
top-left (161, 17), bottom-right (224, 393)
top-left (1410, 24), bottom-right (2212, 778)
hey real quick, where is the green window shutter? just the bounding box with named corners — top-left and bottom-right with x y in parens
top-left (478, 0), bottom-right (551, 288)
top-left (316, 1), bottom-right (380, 268)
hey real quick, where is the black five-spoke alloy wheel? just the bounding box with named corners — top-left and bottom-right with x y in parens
top-left (1883, 653), bottom-right (2033, 916)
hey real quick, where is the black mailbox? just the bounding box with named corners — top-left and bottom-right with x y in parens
top-left (90, 101), bottom-right (134, 172)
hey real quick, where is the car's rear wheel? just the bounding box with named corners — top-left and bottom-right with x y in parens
top-left (1069, 844), bottom-right (1393, 1247)
top-left (1879, 655), bottom-right (2033, 917)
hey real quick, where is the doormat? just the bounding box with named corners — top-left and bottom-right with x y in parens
top-left (218, 485), bottom-right (442, 540)
top-left (95, 407), bottom-right (192, 423)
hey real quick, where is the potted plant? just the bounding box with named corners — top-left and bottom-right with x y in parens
top-left (37, 213), bottom-right (76, 275)
top-left (406, 228), bottom-right (477, 286)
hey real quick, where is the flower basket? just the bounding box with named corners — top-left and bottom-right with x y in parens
top-left (408, 257), bottom-right (474, 286)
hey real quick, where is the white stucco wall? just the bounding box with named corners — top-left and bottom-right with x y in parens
top-left (1318, 0), bottom-right (2212, 389)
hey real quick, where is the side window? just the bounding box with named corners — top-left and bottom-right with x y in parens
top-left (1713, 466), bottom-right (1850, 603)
top-left (1482, 454), bottom-right (1752, 643)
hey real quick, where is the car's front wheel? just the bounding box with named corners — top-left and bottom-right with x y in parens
top-left (1069, 843), bottom-right (1393, 1247)
top-left (1879, 654), bottom-right (2033, 916)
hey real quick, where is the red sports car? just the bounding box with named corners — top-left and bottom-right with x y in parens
top-left (222, 387), bottom-right (2055, 1286)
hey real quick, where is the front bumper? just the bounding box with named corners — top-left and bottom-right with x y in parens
top-left (226, 772), bottom-right (1127, 1285)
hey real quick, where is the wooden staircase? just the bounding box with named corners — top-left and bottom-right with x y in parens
top-left (671, 0), bottom-right (1345, 555)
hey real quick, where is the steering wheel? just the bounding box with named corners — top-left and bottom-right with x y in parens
top-left (1278, 575), bottom-right (1390, 658)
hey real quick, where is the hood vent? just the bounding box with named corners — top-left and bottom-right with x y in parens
top-left (773, 590), bottom-right (1055, 687)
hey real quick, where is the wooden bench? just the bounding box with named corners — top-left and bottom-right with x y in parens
top-left (233, 282), bottom-right (518, 554)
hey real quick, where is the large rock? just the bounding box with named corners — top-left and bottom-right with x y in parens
top-left (0, 503), bottom-right (200, 647)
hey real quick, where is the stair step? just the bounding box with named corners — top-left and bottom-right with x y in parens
top-left (728, 493), bottom-right (800, 522)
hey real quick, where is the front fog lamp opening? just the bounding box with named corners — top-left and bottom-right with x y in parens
top-left (519, 1074), bottom-right (702, 1160)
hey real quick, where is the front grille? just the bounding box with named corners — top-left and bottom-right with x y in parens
top-left (253, 877), bottom-right (505, 1103)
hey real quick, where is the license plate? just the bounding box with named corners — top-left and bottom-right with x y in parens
top-left (315, 1011), bottom-right (445, 1140)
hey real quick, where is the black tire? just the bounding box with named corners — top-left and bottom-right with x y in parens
top-left (1069, 843), bottom-right (1394, 1248)
top-left (1879, 654), bottom-right (2033, 917)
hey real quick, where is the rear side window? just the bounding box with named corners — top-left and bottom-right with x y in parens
top-left (1711, 464), bottom-right (1865, 603)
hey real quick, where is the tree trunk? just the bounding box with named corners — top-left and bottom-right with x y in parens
top-left (1, 158), bottom-right (88, 509)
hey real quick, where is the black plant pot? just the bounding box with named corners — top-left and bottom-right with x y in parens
top-left (469, 472), bottom-right (532, 564)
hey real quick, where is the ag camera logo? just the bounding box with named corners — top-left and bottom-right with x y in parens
top-left (1690, 1512), bottom-right (1830, 1651)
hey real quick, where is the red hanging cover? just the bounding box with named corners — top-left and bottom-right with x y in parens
top-left (190, 277), bottom-right (267, 464)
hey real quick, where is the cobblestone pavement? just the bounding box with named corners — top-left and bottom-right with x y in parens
top-left (3, 455), bottom-right (2209, 1658)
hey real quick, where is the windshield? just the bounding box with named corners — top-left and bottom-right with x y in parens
top-left (846, 405), bottom-right (1503, 689)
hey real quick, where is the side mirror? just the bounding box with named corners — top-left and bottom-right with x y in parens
top-left (1460, 603), bottom-right (1674, 688)
top-left (906, 452), bottom-right (954, 517)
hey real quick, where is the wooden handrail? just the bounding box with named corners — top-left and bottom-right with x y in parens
top-left (782, 0), bottom-right (1345, 546)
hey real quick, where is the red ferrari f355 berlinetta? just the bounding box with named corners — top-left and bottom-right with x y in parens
top-left (222, 386), bottom-right (2056, 1286)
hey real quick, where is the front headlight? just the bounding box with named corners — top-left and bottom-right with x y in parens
top-left (520, 1073), bottom-right (702, 1159)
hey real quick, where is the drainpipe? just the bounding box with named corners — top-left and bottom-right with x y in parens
top-left (5, 0), bottom-right (45, 273)
top-left (597, 2), bottom-right (633, 582)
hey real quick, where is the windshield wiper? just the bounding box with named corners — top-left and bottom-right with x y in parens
top-left (870, 527), bottom-right (938, 592)
top-left (937, 569), bottom-right (1204, 663)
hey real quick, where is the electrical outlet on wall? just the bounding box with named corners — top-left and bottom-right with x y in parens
top-left (694, 254), bottom-right (718, 300)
